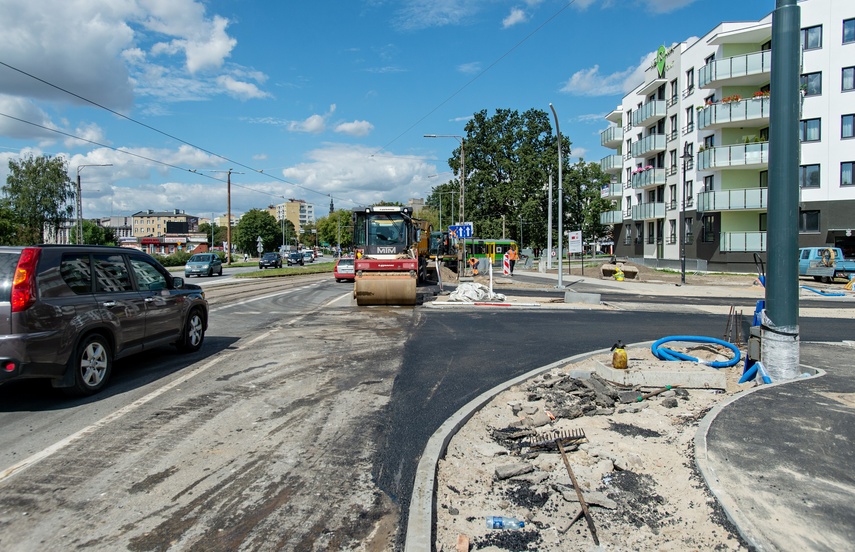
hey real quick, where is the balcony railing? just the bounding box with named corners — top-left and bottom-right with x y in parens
top-left (600, 210), bottom-right (624, 225)
top-left (698, 97), bottom-right (771, 130)
top-left (697, 142), bottom-right (769, 171)
top-left (698, 187), bottom-right (768, 212)
top-left (600, 183), bottom-right (623, 198)
top-left (599, 154), bottom-right (623, 174)
top-left (631, 202), bottom-right (666, 220)
top-left (600, 126), bottom-right (624, 148)
top-left (630, 168), bottom-right (665, 189)
top-left (699, 50), bottom-right (772, 88)
top-left (630, 134), bottom-right (666, 158)
top-left (632, 100), bottom-right (667, 127)
top-left (720, 231), bottom-right (767, 252)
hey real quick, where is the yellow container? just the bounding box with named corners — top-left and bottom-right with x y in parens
top-left (611, 341), bottom-right (628, 369)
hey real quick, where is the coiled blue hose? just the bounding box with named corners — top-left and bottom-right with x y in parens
top-left (651, 336), bottom-right (741, 369)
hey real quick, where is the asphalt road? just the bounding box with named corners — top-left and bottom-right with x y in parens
top-left (0, 274), bottom-right (852, 551)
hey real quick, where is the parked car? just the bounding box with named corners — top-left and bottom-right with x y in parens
top-left (286, 251), bottom-right (304, 266)
top-left (334, 257), bottom-right (355, 282)
top-left (185, 252), bottom-right (223, 277)
top-left (0, 245), bottom-right (208, 396)
top-left (302, 250), bottom-right (315, 263)
top-left (258, 252), bottom-right (282, 269)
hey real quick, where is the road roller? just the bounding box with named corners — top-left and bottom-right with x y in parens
top-left (352, 205), bottom-right (427, 306)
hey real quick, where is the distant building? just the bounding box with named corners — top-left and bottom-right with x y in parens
top-left (407, 197), bottom-right (426, 216)
top-left (132, 209), bottom-right (199, 238)
top-left (268, 199), bottom-right (315, 235)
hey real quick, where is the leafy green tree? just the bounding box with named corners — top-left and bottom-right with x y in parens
top-left (316, 209), bottom-right (353, 249)
top-left (434, 108), bottom-right (566, 248)
top-left (0, 204), bottom-right (18, 245)
top-left (234, 209), bottom-right (279, 253)
top-left (563, 160), bottom-right (614, 247)
top-left (70, 219), bottom-right (117, 245)
top-left (198, 221), bottom-right (229, 249)
top-left (3, 155), bottom-right (75, 244)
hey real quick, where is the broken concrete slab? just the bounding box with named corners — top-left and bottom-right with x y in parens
top-left (591, 358), bottom-right (727, 390)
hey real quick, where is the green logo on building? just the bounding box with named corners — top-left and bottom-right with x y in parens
top-left (656, 45), bottom-right (667, 77)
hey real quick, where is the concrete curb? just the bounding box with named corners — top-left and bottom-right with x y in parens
top-left (692, 358), bottom-right (825, 552)
top-left (404, 346), bottom-right (616, 551)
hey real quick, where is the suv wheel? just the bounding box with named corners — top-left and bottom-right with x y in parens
top-left (177, 308), bottom-right (205, 352)
top-left (67, 334), bottom-right (112, 395)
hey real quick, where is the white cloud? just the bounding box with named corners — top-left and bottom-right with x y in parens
top-left (288, 104), bottom-right (337, 134)
top-left (335, 120), bottom-right (375, 137)
top-left (560, 51), bottom-right (656, 97)
top-left (457, 62), bottom-right (482, 74)
top-left (282, 144), bottom-right (436, 207)
top-left (502, 8), bottom-right (528, 28)
top-left (216, 75), bottom-right (271, 100)
top-left (392, 0), bottom-right (480, 30)
top-left (0, 95), bottom-right (60, 141)
top-left (644, 0), bottom-right (699, 14)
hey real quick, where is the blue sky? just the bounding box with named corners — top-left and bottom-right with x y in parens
top-left (0, 0), bottom-right (775, 221)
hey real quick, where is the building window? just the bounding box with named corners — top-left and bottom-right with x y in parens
top-left (843, 114), bottom-right (855, 139)
top-left (702, 215), bottom-right (715, 243)
top-left (704, 175), bottom-right (714, 192)
top-left (843, 67), bottom-right (854, 91)
top-left (685, 68), bottom-right (694, 91)
top-left (703, 135), bottom-right (715, 149)
top-left (844, 18), bottom-right (855, 44)
top-left (684, 180), bottom-right (693, 206)
top-left (799, 118), bottom-right (821, 142)
top-left (801, 72), bottom-right (822, 96)
top-left (799, 164), bottom-right (821, 188)
top-left (759, 213), bottom-right (767, 232)
top-left (799, 210), bottom-right (820, 233)
top-left (759, 127), bottom-right (770, 142)
top-left (760, 170), bottom-right (768, 188)
top-left (800, 25), bottom-right (822, 50)
top-left (842, 162), bottom-right (854, 187)
top-left (684, 107), bottom-right (694, 133)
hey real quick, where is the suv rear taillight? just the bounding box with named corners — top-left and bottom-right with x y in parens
top-left (11, 247), bottom-right (41, 313)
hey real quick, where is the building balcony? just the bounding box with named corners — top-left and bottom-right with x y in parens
top-left (630, 134), bottom-right (666, 158)
top-left (600, 154), bottom-right (623, 174)
top-left (698, 187), bottom-right (768, 212)
top-left (600, 210), bottom-right (624, 225)
top-left (631, 100), bottom-right (667, 127)
top-left (699, 50), bottom-right (771, 88)
top-left (720, 231), bottom-right (767, 252)
top-left (697, 142), bottom-right (769, 171)
top-left (631, 202), bottom-right (665, 221)
top-left (698, 97), bottom-right (770, 130)
top-left (630, 168), bottom-right (666, 189)
top-left (600, 182), bottom-right (623, 199)
top-left (600, 126), bottom-right (624, 148)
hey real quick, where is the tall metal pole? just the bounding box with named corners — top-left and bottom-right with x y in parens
top-left (550, 103), bottom-right (564, 288)
top-left (227, 170), bottom-right (232, 265)
top-left (680, 143), bottom-right (691, 285)
top-left (764, 0), bottom-right (801, 380)
top-left (547, 172), bottom-right (553, 269)
top-left (424, 134), bottom-right (466, 277)
top-left (75, 164), bottom-right (112, 244)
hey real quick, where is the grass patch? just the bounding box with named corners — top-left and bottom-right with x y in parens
top-left (235, 265), bottom-right (334, 278)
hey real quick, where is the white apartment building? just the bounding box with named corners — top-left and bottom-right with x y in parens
top-left (600, 0), bottom-right (855, 271)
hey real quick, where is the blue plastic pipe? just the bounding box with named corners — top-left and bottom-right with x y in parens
top-left (651, 336), bottom-right (741, 369)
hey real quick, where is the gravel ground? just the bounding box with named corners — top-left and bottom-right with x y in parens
top-left (435, 343), bottom-right (753, 552)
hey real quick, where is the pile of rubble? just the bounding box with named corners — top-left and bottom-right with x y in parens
top-left (435, 348), bottom-right (751, 551)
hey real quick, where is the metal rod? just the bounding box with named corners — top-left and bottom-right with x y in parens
top-left (557, 439), bottom-right (599, 545)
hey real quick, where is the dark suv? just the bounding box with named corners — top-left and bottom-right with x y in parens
top-left (286, 251), bottom-right (304, 266)
top-left (0, 245), bottom-right (208, 395)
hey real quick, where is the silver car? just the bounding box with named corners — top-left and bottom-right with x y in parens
top-left (185, 253), bottom-right (223, 277)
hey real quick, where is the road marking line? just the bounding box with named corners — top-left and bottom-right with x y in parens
top-left (0, 328), bottom-right (273, 484)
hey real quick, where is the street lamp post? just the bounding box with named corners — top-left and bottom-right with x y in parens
top-left (76, 164), bottom-right (112, 244)
top-left (425, 134), bottom-right (466, 275)
top-left (680, 142), bottom-right (692, 285)
top-left (549, 104), bottom-right (564, 288)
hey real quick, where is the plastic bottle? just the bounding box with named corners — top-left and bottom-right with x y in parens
top-left (485, 516), bottom-right (525, 530)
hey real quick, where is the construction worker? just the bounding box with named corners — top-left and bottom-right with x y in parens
top-left (508, 247), bottom-right (518, 276)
